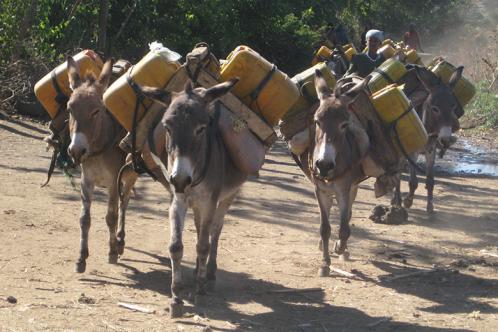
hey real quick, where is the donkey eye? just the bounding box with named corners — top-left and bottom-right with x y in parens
top-left (340, 122), bottom-right (348, 131)
top-left (195, 125), bottom-right (206, 136)
top-left (432, 106), bottom-right (441, 114)
top-left (90, 109), bottom-right (99, 117)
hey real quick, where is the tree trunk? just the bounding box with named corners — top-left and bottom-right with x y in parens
top-left (11, 0), bottom-right (38, 61)
top-left (97, 0), bottom-right (109, 54)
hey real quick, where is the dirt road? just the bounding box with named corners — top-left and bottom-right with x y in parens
top-left (1, 116), bottom-right (497, 331)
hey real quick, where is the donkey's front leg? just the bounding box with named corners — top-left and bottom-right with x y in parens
top-left (315, 187), bottom-right (333, 277)
top-left (194, 199), bottom-right (217, 302)
top-left (206, 193), bottom-right (237, 290)
top-left (425, 145), bottom-right (437, 214)
top-left (168, 194), bottom-right (187, 318)
top-left (75, 175), bottom-right (94, 273)
top-left (334, 181), bottom-right (356, 258)
top-left (106, 185), bottom-right (120, 264)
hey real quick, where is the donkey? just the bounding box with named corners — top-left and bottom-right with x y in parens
top-left (392, 65), bottom-right (463, 213)
top-left (66, 56), bottom-right (137, 273)
top-left (294, 70), bottom-right (370, 277)
top-left (135, 78), bottom-right (246, 318)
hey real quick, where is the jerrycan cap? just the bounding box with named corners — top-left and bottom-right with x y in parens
top-left (148, 41), bottom-right (181, 62)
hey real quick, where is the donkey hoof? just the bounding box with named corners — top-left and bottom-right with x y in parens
top-left (403, 197), bottom-right (413, 209)
top-left (318, 266), bottom-right (330, 277)
top-left (75, 261), bottom-right (86, 273)
top-left (339, 251), bottom-right (350, 262)
top-left (117, 240), bottom-right (125, 255)
top-left (333, 241), bottom-right (347, 255)
top-left (169, 302), bottom-right (183, 318)
top-left (108, 254), bottom-right (119, 264)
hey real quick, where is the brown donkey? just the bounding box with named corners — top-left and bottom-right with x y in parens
top-left (66, 56), bottom-right (137, 273)
top-left (136, 78), bottom-right (247, 318)
top-left (393, 65), bottom-right (463, 213)
top-left (294, 70), bottom-right (370, 277)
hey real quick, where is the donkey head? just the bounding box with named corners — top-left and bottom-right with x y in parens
top-left (138, 78), bottom-right (238, 193)
top-left (66, 56), bottom-right (113, 164)
top-left (312, 70), bottom-right (369, 179)
top-left (414, 65), bottom-right (463, 149)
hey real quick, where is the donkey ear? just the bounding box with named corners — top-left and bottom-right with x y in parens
top-left (137, 86), bottom-right (172, 107)
top-left (67, 56), bottom-right (81, 91)
top-left (414, 65), bottom-right (439, 92)
top-left (448, 66), bottom-right (463, 90)
top-left (97, 58), bottom-right (114, 90)
top-left (314, 69), bottom-right (332, 100)
top-left (343, 75), bottom-right (371, 100)
top-left (184, 79), bottom-right (194, 94)
top-left (200, 78), bottom-right (238, 104)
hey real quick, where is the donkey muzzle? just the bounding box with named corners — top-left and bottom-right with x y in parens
top-left (315, 159), bottom-right (335, 178)
top-left (169, 174), bottom-right (192, 193)
top-left (68, 132), bottom-right (89, 164)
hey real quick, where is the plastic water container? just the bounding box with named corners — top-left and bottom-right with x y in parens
top-left (34, 50), bottom-right (104, 118)
top-left (312, 46), bottom-right (334, 65)
top-left (371, 84), bottom-right (428, 155)
top-left (219, 46), bottom-right (300, 125)
top-left (285, 62), bottom-right (336, 118)
top-left (377, 44), bottom-right (396, 60)
top-left (405, 49), bottom-right (424, 66)
top-left (430, 60), bottom-right (476, 107)
top-left (368, 58), bottom-right (408, 94)
top-left (103, 42), bottom-right (181, 131)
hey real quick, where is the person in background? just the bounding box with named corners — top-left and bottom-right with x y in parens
top-left (345, 29), bottom-right (385, 77)
top-left (404, 23), bottom-right (424, 52)
top-left (334, 23), bottom-right (350, 46)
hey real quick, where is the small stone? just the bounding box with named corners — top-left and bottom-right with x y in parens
top-left (7, 296), bottom-right (17, 304)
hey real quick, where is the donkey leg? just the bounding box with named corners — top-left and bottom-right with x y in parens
top-left (338, 184), bottom-right (358, 261)
top-left (391, 177), bottom-right (402, 207)
top-left (194, 200), bottom-right (217, 302)
top-left (333, 182), bottom-right (354, 257)
top-left (206, 193), bottom-right (237, 291)
top-left (168, 194), bottom-right (187, 318)
top-left (403, 164), bottom-right (419, 208)
top-left (106, 185), bottom-right (120, 264)
top-left (425, 146), bottom-right (437, 214)
top-left (117, 166), bottom-right (139, 256)
top-left (315, 187), bottom-right (334, 277)
top-left (75, 177), bottom-right (94, 273)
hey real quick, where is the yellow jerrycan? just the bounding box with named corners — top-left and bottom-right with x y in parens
top-left (103, 42), bottom-right (181, 131)
top-left (34, 50), bottom-right (104, 118)
top-left (368, 58), bottom-right (408, 94)
top-left (430, 60), bottom-right (476, 107)
top-left (377, 44), bottom-right (396, 60)
top-left (219, 46), bottom-right (300, 126)
top-left (312, 46), bottom-right (334, 65)
top-left (405, 49), bottom-right (424, 66)
top-left (371, 84), bottom-right (428, 155)
top-left (285, 62), bottom-right (336, 119)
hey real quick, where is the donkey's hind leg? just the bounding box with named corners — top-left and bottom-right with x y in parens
top-left (117, 162), bottom-right (139, 256)
top-left (106, 184), bottom-right (120, 264)
top-left (75, 176), bottom-right (94, 273)
top-left (206, 193), bottom-right (237, 291)
top-left (403, 163), bottom-right (419, 208)
top-left (315, 187), bottom-right (334, 277)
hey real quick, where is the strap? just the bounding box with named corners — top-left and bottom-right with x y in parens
top-left (51, 71), bottom-right (69, 119)
top-left (373, 67), bottom-right (395, 84)
top-left (249, 65), bottom-right (276, 101)
top-left (388, 104), bottom-right (425, 174)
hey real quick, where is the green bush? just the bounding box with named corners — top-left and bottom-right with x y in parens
top-left (466, 81), bottom-right (498, 128)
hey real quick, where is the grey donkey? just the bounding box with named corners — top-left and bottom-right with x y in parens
top-left (136, 78), bottom-right (248, 318)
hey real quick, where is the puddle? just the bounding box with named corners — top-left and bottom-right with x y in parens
top-left (428, 138), bottom-right (498, 177)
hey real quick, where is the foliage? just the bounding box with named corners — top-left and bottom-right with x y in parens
top-left (0, 0), bottom-right (465, 75)
top-left (466, 81), bottom-right (498, 128)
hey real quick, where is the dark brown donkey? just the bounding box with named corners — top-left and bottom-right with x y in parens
top-left (135, 78), bottom-right (247, 318)
top-left (392, 65), bottom-right (463, 213)
top-left (295, 70), bottom-right (370, 277)
top-left (66, 56), bottom-right (137, 272)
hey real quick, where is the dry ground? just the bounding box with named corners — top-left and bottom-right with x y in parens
top-left (0, 116), bottom-right (497, 331)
